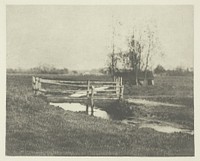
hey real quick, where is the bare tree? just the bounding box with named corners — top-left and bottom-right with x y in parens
top-left (126, 21), bottom-right (162, 85)
top-left (143, 23), bottom-right (161, 85)
top-left (107, 16), bottom-right (123, 81)
top-left (107, 19), bottom-right (163, 85)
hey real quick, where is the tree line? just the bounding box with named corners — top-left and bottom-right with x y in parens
top-left (6, 65), bottom-right (77, 74)
top-left (154, 65), bottom-right (193, 76)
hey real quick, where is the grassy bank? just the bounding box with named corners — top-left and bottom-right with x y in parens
top-left (95, 99), bottom-right (194, 129)
top-left (6, 74), bottom-right (194, 156)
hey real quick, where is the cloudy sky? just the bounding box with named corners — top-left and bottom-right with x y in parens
top-left (6, 5), bottom-right (193, 70)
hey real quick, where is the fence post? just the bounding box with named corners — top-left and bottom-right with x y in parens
top-left (120, 85), bottom-right (124, 99)
top-left (87, 80), bottom-right (90, 98)
top-left (35, 77), bottom-right (41, 95)
top-left (113, 75), bottom-right (116, 82)
top-left (119, 77), bottom-right (124, 100)
top-left (35, 77), bottom-right (38, 95)
top-left (91, 105), bottom-right (94, 116)
top-left (32, 76), bottom-right (36, 95)
top-left (90, 85), bottom-right (94, 108)
top-left (116, 77), bottom-right (120, 98)
top-left (38, 78), bottom-right (41, 94)
top-left (86, 104), bottom-right (89, 114)
top-left (120, 77), bottom-right (122, 87)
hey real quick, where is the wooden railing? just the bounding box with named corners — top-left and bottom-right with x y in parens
top-left (32, 76), bottom-right (124, 101)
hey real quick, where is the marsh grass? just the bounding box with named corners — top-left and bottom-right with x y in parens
top-left (6, 74), bottom-right (194, 156)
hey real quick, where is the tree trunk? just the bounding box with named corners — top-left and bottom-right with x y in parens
top-left (135, 61), bottom-right (138, 86)
top-left (135, 70), bottom-right (138, 85)
top-left (144, 41), bottom-right (151, 86)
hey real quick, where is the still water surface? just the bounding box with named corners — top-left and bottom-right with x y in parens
top-left (50, 102), bottom-right (110, 119)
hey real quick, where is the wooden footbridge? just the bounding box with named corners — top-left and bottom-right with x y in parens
top-left (32, 76), bottom-right (124, 104)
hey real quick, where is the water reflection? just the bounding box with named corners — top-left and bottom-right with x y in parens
top-left (139, 123), bottom-right (194, 135)
top-left (122, 118), bottom-right (194, 135)
top-left (50, 102), bottom-right (110, 119)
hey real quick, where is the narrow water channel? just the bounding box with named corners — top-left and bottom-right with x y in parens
top-left (50, 102), bottom-right (110, 119)
top-left (50, 102), bottom-right (194, 135)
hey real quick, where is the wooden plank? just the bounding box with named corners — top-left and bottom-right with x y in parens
top-left (47, 97), bottom-right (87, 103)
top-left (48, 97), bottom-right (119, 100)
top-left (94, 93), bottom-right (117, 96)
top-left (47, 96), bottom-right (118, 102)
top-left (40, 78), bottom-right (57, 83)
top-left (42, 89), bottom-right (83, 92)
top-left (59, 80), bottom-right (87, 84)
top-left (61, 83), bottom-right (88, 88)
top-left (39, 88), bottom-right (46, 92)
top-left (39, 81), bottom-right (88, 88)
top-left (60, 80), bottom-right (116, 85)
top-left (92, 85), bottom-right (119, 88)
top-left (40, 78), bottom-right (116, 86)
top-left (47, 97), bottom-right (87, 100)
top-left (95, 90), bottom-right (117, 93)
top-left (39, 89), bottom-right (83, 94)
top-left (41, 79), bottom-right (117, 85)
top-left (90, 81), bottom-right (117, 85)
top-left (95, 92), bottom-right (116, 95)
top-left (40, 78), bottom-right (87, 84)
top-left (95, 90), bottom-right (116, 93)
top-left (93, 97), bottom-right (119, 100)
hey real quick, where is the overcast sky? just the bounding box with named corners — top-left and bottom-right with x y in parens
top-left (6, 5), bottom-right (193, 70)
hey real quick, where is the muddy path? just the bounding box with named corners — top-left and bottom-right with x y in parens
top-left (126, 98), bottom-right (185, 107)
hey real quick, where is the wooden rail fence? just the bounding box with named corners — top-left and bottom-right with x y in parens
top-left (32, 76), bottom-right (124, 102)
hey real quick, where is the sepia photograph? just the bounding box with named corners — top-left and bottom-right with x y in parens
top-left (4, 3), bottom-right (196, 157)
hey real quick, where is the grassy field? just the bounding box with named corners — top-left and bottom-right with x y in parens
top-left (6, 74), bottom-right (194, 156)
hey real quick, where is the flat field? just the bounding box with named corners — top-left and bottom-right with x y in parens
top-left (6, 74), bottom-right (194, 156)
